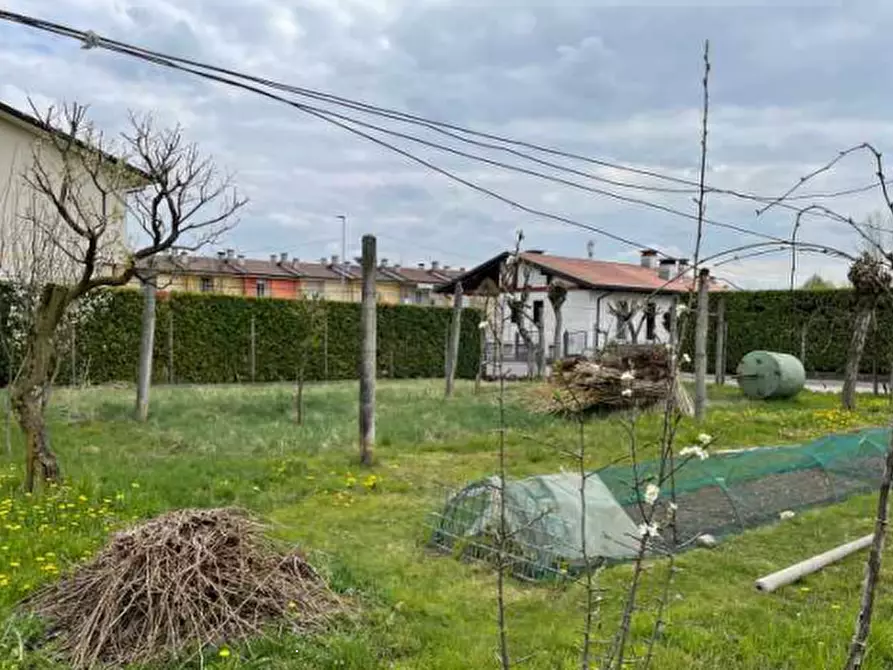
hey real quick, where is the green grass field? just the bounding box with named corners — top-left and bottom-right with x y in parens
top-left (0, 380), bottom-right (891, 668)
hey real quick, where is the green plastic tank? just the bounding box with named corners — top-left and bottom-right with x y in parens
top-left (735, 351), bottom-right (806, 399)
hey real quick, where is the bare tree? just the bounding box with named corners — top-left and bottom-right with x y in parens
top-left (6, 103), bottom-right (245, 490)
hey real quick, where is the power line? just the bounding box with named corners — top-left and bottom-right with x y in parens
top-left (0, 10), bottom-right (822, 257)
top-left (5, 7), bottom-right (877, 214)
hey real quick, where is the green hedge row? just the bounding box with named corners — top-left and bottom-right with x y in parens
top-left (682, 289), bottom-right (893, 377)
top-left (7, 290), bottom-right (482, 386)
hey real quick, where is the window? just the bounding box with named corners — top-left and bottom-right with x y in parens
top-left (200, 276), bottom-right (213, 293)
top-left (302, 281), bottom-right (323, 298)
top-left (533, 300), bottom-right (544, 325)
top-left (645, 302), bottom-right (657, 340)
top-left (256, 279), bottom-right (267, 298)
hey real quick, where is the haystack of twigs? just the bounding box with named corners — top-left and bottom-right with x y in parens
top-left (532, 344), bottom-right (693, 415)
top-left (25, 508), bottom-right (341, 668)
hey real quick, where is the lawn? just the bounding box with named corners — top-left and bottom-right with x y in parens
top-left (0, 380), bottom-right (891, 668)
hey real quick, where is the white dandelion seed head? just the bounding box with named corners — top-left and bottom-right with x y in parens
top-left (644, 483), bottom-right (660, 506)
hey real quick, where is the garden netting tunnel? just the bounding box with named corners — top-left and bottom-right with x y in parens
top-left (429, 427), bottom-right (890, 579)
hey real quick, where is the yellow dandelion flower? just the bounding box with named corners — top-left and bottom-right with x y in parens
top-left (77, 495), bottom-right (88, 503)
top-left (218, 647), bottom-right (231, 658)
top-left (9, 562), bottom-right (19, 568)
top-left (130, 482), bottom-right (140, 489)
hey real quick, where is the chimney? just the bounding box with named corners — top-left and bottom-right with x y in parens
top-left (657, 258), bottom-right (676, 281)
top-left (677, 258), bottom-right (690, 276)
top-left (330, 254), bottom-right (339, 266)
top-left (179, 250), bottom-right (188, 257)
top-left (417, 263), bottom-right (425, 270)
top-left (217, 251), bottom-right (225, 261)
top-left (431, 260), bottom-right (440, 271)
top-left (270, 254), bottom-right (277, 264)
top-left (279, 252), bottom-right (288, 264)
top-left (459, 267), bottom-right (466, 272)
top-left (640, 249), bottom-right (658, 269)
top-left (236, 254), bottom-right (245, 266)
top-left (379, 258), bottom-right (388, 268)
top-left (320, 257), bottom-right (327, 265)
top-left (443, 264), bottom-right (450, 270)
top-left (226, 248), bottom-right (235, 260)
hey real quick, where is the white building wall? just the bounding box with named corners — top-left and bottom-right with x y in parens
top-left (0, 113), bottom-right (129, 284)
top-left (489, 259), bottom-right (679, 364)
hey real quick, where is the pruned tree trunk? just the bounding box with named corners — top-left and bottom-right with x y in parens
top-left (548, 283), bottom-right (567, 364)
top-left (843, 423), bottom-right (893, 670)
top-left (843, 306), bottom-right (873, 410)
top-left (694, 269), bottom-right (710, 421)
top-left (10, 284), bottom-right (69, 491)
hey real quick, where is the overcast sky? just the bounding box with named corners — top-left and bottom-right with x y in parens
top-left (1, 0), bottom-right (889, 288)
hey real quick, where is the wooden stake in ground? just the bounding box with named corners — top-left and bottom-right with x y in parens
top-left (714, 297), bottom-right (726, 385)
top-left (445, 282), bottom-right (463, 398)
top-left (167, 308), bottom-right (174, 385)
top-left (359, 234), bottom-right (376, 466)
top-left (844, 423), bottom-right (893, 669)
top-left (694, 268), bottom-right (709, 421)
top-left (135, 276), bottom-right (157, 422)
top-left (249, 316), bottom-right (257, 383)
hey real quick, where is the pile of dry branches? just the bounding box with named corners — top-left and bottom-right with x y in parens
top-left (531, 344), bottom-right (692, 415)
top-left (25, 508), bottom-right (341, 668)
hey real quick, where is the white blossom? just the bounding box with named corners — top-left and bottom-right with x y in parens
top-left (637, 522), bottom-right (660, 538)
top-left (620, 370), bottom-right (635, 381)
top-left (621, 388), bottom-right (633, 397)
top-left (682, 353), bottom-right (692, 364)
top-left (680, 445), bottom-right (709, 461)
top-left (668, 501), bottom-right (678, 512)
top-left (697, 433), bottom-right (713, 446)
top-left (676, 304), bottom-right (688, 315)
top-left (644, 483), bottom-right (660, 506)
top-left (478, 321), bottom-right (488, 330)
top-left (779, 510), bottom-right (796, 520)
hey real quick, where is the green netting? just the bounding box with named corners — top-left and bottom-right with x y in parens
top-left (599, 427), bottom-right (890, 545)
top-left (430, 428), bottom-right (890, 579)
top-left (429, 473), bottom-right (641, 578)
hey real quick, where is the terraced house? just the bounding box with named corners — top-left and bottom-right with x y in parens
top-left (131, 250), bottom-right (468, 306)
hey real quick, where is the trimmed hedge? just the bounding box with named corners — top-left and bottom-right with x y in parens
top-left (26, 291), bottom-right (481, 386)
top-left (687, 289), bottom-right (893, 377)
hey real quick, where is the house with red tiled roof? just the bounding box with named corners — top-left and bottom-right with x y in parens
top-left (436, 249), bottom-right (731, 362)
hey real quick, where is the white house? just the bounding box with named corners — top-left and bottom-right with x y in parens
top-left (0, 100), bottom-right (146, 282)
top-left (437, 249), bottom-right (730, 373)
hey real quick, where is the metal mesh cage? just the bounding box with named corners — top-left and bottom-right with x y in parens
top-left (601, 427), bottom-right (889, 545)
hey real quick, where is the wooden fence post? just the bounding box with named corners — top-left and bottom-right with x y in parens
top-left (249, 316), bottom-right (256, 383)
top-left (323, 312), bottom-right (329, 381)
top-left (167, 308), bottom-right (174, 385)
top-left (714, 297), bottom-right (726, 385)
top-left (359, 234), bottom-right (376, 466)
top-left (135, 276), bottom-right (157, 422)
top-left (69, 323), bottom-right (77, 387)
top-left (695, 268), bottom-right (710, 421)
top-left (445, 283), bottom-right (464, 397)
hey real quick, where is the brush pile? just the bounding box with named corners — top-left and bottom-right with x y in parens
top-left (532, 343), bottom-right (693, 415)
top-left (25, 508), bottom-right (341, 669)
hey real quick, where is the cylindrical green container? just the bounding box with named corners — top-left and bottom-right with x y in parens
top-left (735, 351), bottom-right (806, 399)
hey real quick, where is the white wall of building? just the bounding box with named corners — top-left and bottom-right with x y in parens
top-left (0, 112), bottom-right (129, 283)
top-left (490, 259), bottom-right (678, 362)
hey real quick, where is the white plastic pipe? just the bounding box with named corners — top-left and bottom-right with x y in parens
top-left (755, 534), bottom-right (874, 593)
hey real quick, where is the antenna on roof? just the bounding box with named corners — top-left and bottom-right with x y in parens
top-left (587, 240), bottom-right (595, 259)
